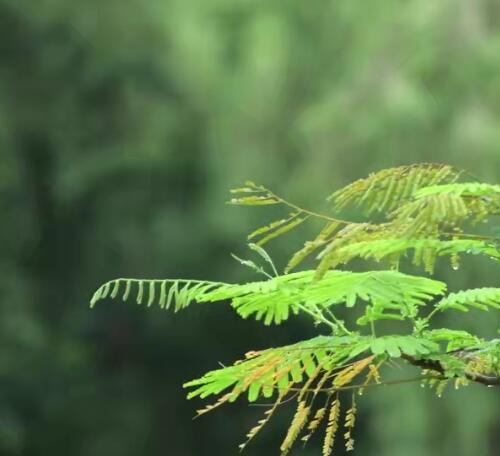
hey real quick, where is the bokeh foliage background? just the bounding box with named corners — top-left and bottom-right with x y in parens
top-left (0, 0), bottom-right (499, 455)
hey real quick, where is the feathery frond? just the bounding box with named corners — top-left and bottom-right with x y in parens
top-left (343, 395), bottom-right (357, 451)
top-left (280, 401), bottom-right (311, 455)
top-left (415, 182), bottom-right (500, 198)
top-left (369, 336), bottom-right (439, 357)
top-left (390, 192), bottom-right (496, 236)
top-left (90, 278), bottom-right (225, 310)
top-left (249, 213), bottom-right (310, 246)
top-left (285, 221), bottom-right (341, 273)
top-left (323, 396), bottom-right (340, 456)
top-left (328, 164), bottom-right (461, 215)
top-left (90, 163), bottom-right (500, 455)
top-left (229, 181), bottom-right (281, 206)
top-left (92, 270), bottom-right (446, 329)
top-left (435, 288), bottom-right (500, 313)
top-left (422, 329), bottom-right (481, 351)
top-left (325, 238), bottom-right (500, 273)
top-left (300, 404), bottom-right (328, 444)
top-left (183, 335), bottom-right (372, 403)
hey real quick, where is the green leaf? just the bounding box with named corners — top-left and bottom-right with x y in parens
top-left (329, 238), bottom-right (500, 271)
top-left (328, 164), bottom-right (460, 214)
top-left (423, 329), bottom-right (481, 351)
top-left (435, 288), bottom-right (500, 313)
top-left (415, 183), bottom-right (500, 198)
top-left (254, 215), bottom-right (309, 247)
top-left (248, 243), bottom-right (278, 276)
top-left (370, 336), bottom-right (439, 357)
top-left (91, 270), bottom-right (446, 329)
top-left (184, 336), bottom-right (368, 402)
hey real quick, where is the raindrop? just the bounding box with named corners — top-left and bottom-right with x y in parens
top-left (452, 264), bottom-right (459, 271)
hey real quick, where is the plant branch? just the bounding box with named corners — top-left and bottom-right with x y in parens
top-left (296, 303), bottom-right (336, 333)
top-left (401, 354), bottom-right (500, 387)
top-left (264, 188), bottom-right (355, 226)
top-left (263, 187), bottom-right (500, 243)
top-left (297, 303), bottom-right (351, 335)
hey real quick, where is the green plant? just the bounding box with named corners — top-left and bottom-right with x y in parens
top-left (91, 164), bottom-right (499, 455)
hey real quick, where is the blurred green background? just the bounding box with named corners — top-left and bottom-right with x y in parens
top-left (1, 0), bottom-right (499, 455)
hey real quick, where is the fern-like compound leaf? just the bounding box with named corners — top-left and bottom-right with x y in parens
top-left (91, 270), bottom-right (446, 330)
top-left (327, 238), bottom-right (500, 272)
top-left (390, 192), bottom-right (496, 236)
top-left (90, 279), bottom-right (224, 310)
top-left (415, 182), bottom-right (500, 198)
top-left (322, 396), bottom-right (340, 456)
top-left (90, 163), bottom-right (500, 456)
top-left (280, 400), bottom-right (311, 455)
top-left (435, 288), bottom-right (500, 313)
top-left (285, 221), bottom-right (341, 272)
top-left (369, 335), bottom-right (439, 358)
top-left (328, 164), bottom-right (461, 215)
top-left (184, 336), bottom-right (372, 403)
top-left (423, 329), bottom-right (481, 352)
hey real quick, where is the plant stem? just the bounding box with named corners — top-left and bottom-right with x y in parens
top-left (297, 303), bottom-right (350, 335)
top-left (323, 306), bottom-right (351, 335)
top-left (263, 187), bottom-right (500, 243)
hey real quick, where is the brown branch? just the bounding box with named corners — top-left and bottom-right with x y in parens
top-left (401, 354), bottom-right (500, 387)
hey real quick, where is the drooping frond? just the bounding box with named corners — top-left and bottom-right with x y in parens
top-left (328, 164), bottom-right (461, 215)
top-left (280, 400), bottom-right (311, 455)
top-left (90, 278), bottom-right (225, 310)
top-left (300, 404), bottom-right (328, 444)
top-left (322, 396), bottom-right (340, 456)
top-left (91, 270), bottom-right (446, 329)
top-left (343, 395), bottom-right (357, 451)
top-left (434, 288), bottom-right (500, 313)
top-left (239, 394), bottom-right (284, 451)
